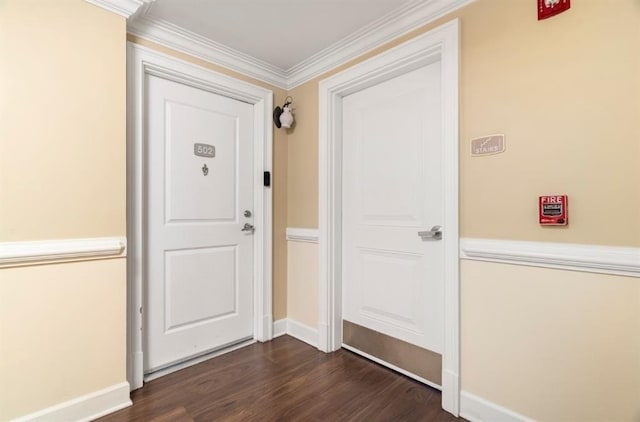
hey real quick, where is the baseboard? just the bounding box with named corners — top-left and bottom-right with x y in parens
top-left (460, 391), bottom-right (534, 422)
top-left (14, 382), bottom-right (131, 422)
top-left (273, 319), bottom-right (287, 338)
top-left (287, 319), bottom-right (319, 348)
top-left (272, 318), bottom-right (318, 348)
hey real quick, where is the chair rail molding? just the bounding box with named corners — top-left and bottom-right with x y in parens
top-left (84, 0), bottom-right (154, 18)
top-left (460, 238), bottom-right (640, 277)
top-left (0, 237), bottom-right (126, 268)
top-left (286, 228), bottom-right (319, 244)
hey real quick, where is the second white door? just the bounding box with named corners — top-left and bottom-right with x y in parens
top-left (342, 63), bottom-right (445, 386)
top-left (144, 74), bottom-right (255, 375)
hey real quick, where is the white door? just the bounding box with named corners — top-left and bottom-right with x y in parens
top-left (144, 74), bottom-right (254, 374)
top-left (342, 63), bottom-right (444, 385)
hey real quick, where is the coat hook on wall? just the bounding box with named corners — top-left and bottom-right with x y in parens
top-left (273, 96), bottom-right (294, 129)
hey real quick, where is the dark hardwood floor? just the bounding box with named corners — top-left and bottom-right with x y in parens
top-left (99, 336), bottom-right (464, 422)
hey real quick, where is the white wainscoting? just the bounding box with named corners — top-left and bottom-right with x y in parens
top-left (0, 237), bottom-right (126, 268)
top-left (273, 319), bottom-right (318, 348)
top-left (13, 382), bottom-right (131, 422)
top-left (460, 238), bottom-right (640, 277)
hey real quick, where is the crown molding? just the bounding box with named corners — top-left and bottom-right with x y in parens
top-left (127, 0), bottom-right (474, 90)
top-left (286, 0), bottom-right (474, 88)
top-left (128, 14), bottom-right (289, 89)
top-left (84, 0), bottom-right (152, 18)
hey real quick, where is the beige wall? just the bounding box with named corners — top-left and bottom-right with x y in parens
top-left (0, 0), bottom-right (127, 241)
top-left (286, 81), bottom-right (319, 228)
top-left (287, 0), bottom-right (640, 247)
top-left (0, 1), bottom-right (128, 419)
top-left (286, 241), bottom-right (318, 327)
top-left (284, 0), bottom-right (640, 420)
top-left (461, 261), bottom-right (640, 422)
top-left (127, 35), bottom-right (289, 321)
top-left (0, 259), bottom-right (127, 420)
top-left (1, 0), bottom-right (637, 420)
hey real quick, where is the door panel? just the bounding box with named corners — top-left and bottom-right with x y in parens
top-left (342, 62), bottom-right (444, 385)
top-left (358, 90), bottom-right (426, 227)
top-left (145, 74), bottom-right (254, 374)
top-left (164, 246), bottom-right (237, 333)
top-left (165, 101), bottom-right (238, 223)
top-left (358, 249), bottom-right (424, 331)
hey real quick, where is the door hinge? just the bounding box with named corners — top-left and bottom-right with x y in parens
top-left (264, 171), bottom-right (271, 187)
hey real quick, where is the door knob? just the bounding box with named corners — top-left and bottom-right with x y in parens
top-left (241, 223), bottom-right (255, 234)
top-left (418, 225), bottom-right (442, 240)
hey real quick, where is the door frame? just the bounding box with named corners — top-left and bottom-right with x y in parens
top-left (126, 42), bottom-right (273, 390)
top-left (317, 20), bottom-right (460, 415)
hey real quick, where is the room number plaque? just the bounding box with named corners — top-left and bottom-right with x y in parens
top-left (194, 143), bottom-right (215, 158)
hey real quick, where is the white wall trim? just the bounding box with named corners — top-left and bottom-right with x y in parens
top-left (84, 0), bottom-right (150, 18)
top-left (285, 228), bottom-right (319, 244)
top-left (126, 0), bottom-right (474, 89)
top-left (287, 0), bottom-right (474, 88)
top-left (318, 19), bottom-right (460, 416)
top-left (272, 318), bottom-right (319, 348)
top-left (13, 382), bottom-right (131, 422)
top-left (286, 319), bottom-right (318, 348)
top-left (460, 391), bottom-right (534, 422)
top-left (460, 238), bottom-right (640, 277)
top-left (0, 237), bottom-right (126, 268)
top-left (128, 13), bottom-right (288, 89)
top-left (273, 319), bottom-right (287, 338)
top-left (127, 42), bottom-right (274, 390)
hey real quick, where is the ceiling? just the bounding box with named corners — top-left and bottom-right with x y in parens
top-left (136, 0), bottom-right (409, 71)
top-left (127, 0), bottom-right (470, 88)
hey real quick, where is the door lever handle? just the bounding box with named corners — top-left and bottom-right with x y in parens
top-left (418, 225), bottom-right (442, 240)
top-left (241, 223), bottom-right (255, 234)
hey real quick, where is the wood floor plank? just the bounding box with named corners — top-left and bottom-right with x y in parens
top-left (98, 336), bottom-right (465, 422)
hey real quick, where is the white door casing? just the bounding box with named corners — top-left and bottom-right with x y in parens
top-left (127, 43), bottom-right (273, 390)
top-left (342, 63), bottom-right (444, 355)
top-left (144, 75), bottom-right (254, 373)
top-left (318, 20), bottom-right (459, 415)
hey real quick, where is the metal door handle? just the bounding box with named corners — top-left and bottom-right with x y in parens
top-left (241, 223), bottom-right (255, 234)
top-left (418, 225), bottom-right (442, 240)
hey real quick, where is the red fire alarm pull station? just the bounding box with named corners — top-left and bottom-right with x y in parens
top-left (538, 0), bottom-right (570, 20)
top-left (539, 195), bottom-right (568, 225)
top-left (538, 0), bottom-right (571, 21)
